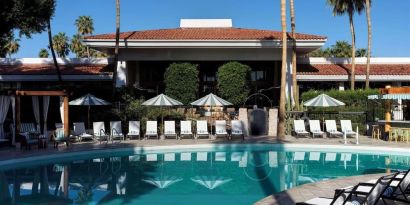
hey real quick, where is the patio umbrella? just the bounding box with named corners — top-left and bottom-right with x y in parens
top-left (142, 94), bottom-right (183, 136)
top-left (190, 93), bottom-right (232, 135)
top-left (69, 93), bottom-right (111, 129)
top-left (304, 94), bottom-right (345, 128)
top-left (190, 176), bottom-right (232, 190)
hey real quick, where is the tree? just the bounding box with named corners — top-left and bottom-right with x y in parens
top-left (327, 0), bottom-right (365, 90)
top-left (278, 0), bottom-right (287, 139)
top-left (38, 48), bottom-right (49, 58)
top-left (52, 32), bottom-right (69, 58)
top-left (164, 63), bottom-right (199, 104)
top-left (216, 62), bottom-right (250, 105)
top-left (47, 19), bottom-right (63, 84)
top-left (5, 38), bottom-right (20, 58)
top-left (113, 0), bottom-right (121, 93)
top-left (75, 16), bottom-right (94, 57)
top-left (365, 0), bottom-right (372, 89)
top-left (289, 0), bottom-right (299, 110)
top-left (0, 0), bottom-right (55, 57)
top-left (70, 34), bottom-right (86, 57)
top-left (355, 48), bottom-right (367, 57)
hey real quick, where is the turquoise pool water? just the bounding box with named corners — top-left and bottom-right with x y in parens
top-left (1, 145), bottom-right (409, 205)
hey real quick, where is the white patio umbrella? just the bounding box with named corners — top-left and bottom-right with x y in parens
top-left (304, 94), bottom-right (345, 128)
top-left (190, 93), bottom-right (232, 135)
top-left (69, 93), bottom-right (111, 129)
top-left (142, 94), bottom-right (183, 136)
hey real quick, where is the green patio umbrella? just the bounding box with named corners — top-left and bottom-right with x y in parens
top-left (304, 94), bottom-right (345, 128)
top-left (69, 94), bottom-right (111, 129)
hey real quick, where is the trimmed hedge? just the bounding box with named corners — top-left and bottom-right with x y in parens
top-left (164, 63), bottom-right (199, 104)
top-left (217, 62), bottom-right (251, 105)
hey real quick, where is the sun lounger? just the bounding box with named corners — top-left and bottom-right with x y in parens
top-left (215, 120), bottom-right (228, 139)
top-left (325, 120), bottom-right (343, 138)
top-left (340, 120), bottom-right (357, 137)
top-left (180, 120), bottom-right (193, 139)
top-left (294, 120), bottom-right (309, 137)
top-left (231, 120), bottom-right (244, 140)
top-left (300, 174), bottom-right (397, 205)
top-left (164, 121), bottom-right (177, 139)
top-left (145, 121), bottom-right (158, 140)
top-left (379, 169), bottom-right (410, 203)
top-left (309, 120), bottom-right (325, 138)
top-left (196, 120), bottom-right (210, 139)
top-left (73, 122), bottom-right (93, 141)
top-left (93, 122), bottom-right (109, 143)
top-left (127, 121), bottom-right (140, 140)
top-left (110, 121), bottom-right (125, 142)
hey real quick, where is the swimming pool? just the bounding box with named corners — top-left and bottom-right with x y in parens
top-left (1, 144), bottom-right (409, 205)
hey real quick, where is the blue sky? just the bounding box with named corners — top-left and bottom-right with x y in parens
top-left (14, 0), bottom-right (410, 57)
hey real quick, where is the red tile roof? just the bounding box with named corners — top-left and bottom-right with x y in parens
top-left (85, 28), bottom-right (326, 41)
top-left (297, 64), bottom-right (410, 75)
top-left (0, 64), bottom-right (113, 75)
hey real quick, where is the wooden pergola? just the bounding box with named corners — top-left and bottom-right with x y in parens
top-left (14, 90), bottom-right (70, 138)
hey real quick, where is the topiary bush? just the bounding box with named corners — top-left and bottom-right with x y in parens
top-left (217, 62), bottom-right (251, 105)
top-left (164, 63), bottom-right (199, 104)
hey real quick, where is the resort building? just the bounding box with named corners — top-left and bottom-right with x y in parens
top-left (1, 19), bottom-right (410, 104)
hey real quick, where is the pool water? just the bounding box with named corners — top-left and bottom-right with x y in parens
top-left (1, 146), bottom-right (409, 205)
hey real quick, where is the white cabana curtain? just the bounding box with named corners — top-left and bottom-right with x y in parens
top-left (59, 97), bottom-right (64, 125)
top-left (32, 96), bottom-right (40, 132)
top-left (43, 96), bottom-right (50, 136)
top-left (0, 96), bottom-right (11, 140)
top-left (10, 96), bottom-right (15, 145)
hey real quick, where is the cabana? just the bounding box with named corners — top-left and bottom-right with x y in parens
top-left (0, 90), bottom-right (70, 146)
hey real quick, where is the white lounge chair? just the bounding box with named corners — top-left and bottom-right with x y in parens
top-left (294, 120), bottom-right (309, 137)
top-left (196, 120), bottom-right (210, 139)
top-left (93, 122), bottom-right (109, 143)
top-left (340, 120), bottom-right (357, 137)
top-left (145, 121), bottom-right (158, 140)
top-left (180, 120), bottom-right (193, 139)
top-left (215, 120), bottom-right (228, 139)
top-left (164, 121), bottom-right (177, 139)
top-left (110, 121), bottom-right (125, 142)
top-left (127, 121), bottom-right (140, 140)
top-left (73, 122), bottom-right (93, 141)
top-left (325, 120), bottom-right (343, 138)
top-left (309, 120), bottom-right (325, 138)
top-left (231, 120), bottom-right (244, 140)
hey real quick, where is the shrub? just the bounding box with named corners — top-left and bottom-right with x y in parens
top-left (164, 63), bottom-right (199, 104)
top-left (217, 62), bottom-right (251, 105)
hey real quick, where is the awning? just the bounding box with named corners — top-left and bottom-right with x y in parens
top-left (368, 94), bottom-right (410, 100)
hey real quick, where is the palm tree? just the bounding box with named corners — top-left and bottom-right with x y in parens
top-left (289, 0), bottom-right (299, 110)
top-left (38, 48), bottom-right (49, 58)
top-left (5, 38), bottom-right (20, 58)
top-left (71, 34), bottom-right (86, 58)
top-left (52, 32), bottom-right (70, 58)
top-left (75, 16), bottom-right (94, 57)
top-left (278, 0), bottom-right (287, 139)
top-left (47, 19), bottom-right (63, 84)
top-left (355, 48), bottom-right (367, 57)
top-left (365, 0), bottom-right (372, 89)
top-left (113, 0), bottom-right (120, 94)
top-left (327, 0), bottom-right (365, 90)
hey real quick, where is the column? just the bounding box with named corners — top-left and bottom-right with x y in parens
top-left (285, 52), bottom-right (294, 106)
top-left (238, 108), bottom-right (249, 137)
top-left (268, 108), bottom-right (278, 137)
top-left (63, 96), bottom-right (69, 138)
top-left (116, 61), bottom-right (127, 87)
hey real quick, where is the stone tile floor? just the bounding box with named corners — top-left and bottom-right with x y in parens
top-left (0, 134), bottom-right (409, 205)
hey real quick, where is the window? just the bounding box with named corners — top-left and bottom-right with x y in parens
top-left (251, 70), bottom-right (266, 81)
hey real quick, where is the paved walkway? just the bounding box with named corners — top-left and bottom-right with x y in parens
top-left (254, 173), bottom-right (407, 205)
top-left (0, 135), bottom-right (409, 162)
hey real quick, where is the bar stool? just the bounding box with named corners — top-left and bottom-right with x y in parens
top-left (371, 125), bottom-right (381, 140)
top-left (389, 127), bottom-right (398, 142)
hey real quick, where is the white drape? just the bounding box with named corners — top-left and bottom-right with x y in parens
top-left (10, 96), bottom-right (15, 145)
top-left (32, 96), bottom-right (40, 132)
top-left (59, 97), bottom-right (64, 125)
top-left (43, 96), bottom-right (50, 137)
top-left (0, 96), bottom-right (10, 140)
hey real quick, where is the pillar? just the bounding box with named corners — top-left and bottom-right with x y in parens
top-left (238, 108), bottom-right (249, 137)
top-left (15, 96), bottom-right (20, 139)
top-left (63, 96), bottom-right (69, 137)
top-left (285, 53), bottom-right (294, 105)
top-left (268, 108), bottom-right (278, 137)
top-left (385, 100), bottom-right (391, 132)
top-left (116, 61), bottom-right (127, 87)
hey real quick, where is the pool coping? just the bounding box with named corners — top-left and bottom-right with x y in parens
top-left (1, 143), bottom-right (410, 168)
